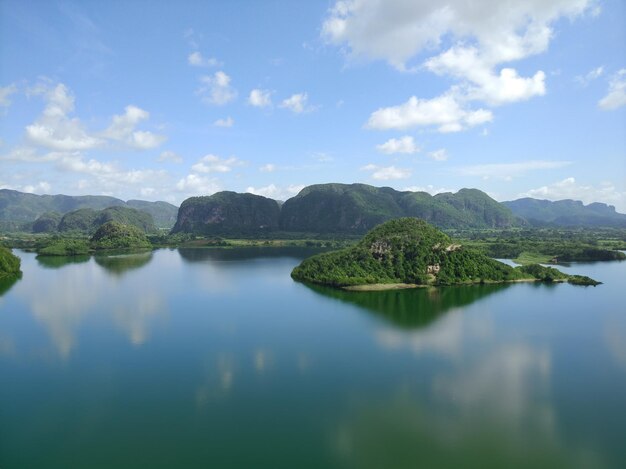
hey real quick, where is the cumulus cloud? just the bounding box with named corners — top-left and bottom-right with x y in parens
top-left (188, 51), bottom-right (219, 67)
top-left (599, 69), bottom-right (626, 110)
top-left (367, 94), bottom-right (492, 132)
top-left (361, 164), bottom-right (411, 180)
top-left (25, 83), bottom-right (103, 151)
top-left (158, 150), bottom-right (183, 163)
top-left (376, 136), bottom-right (420, 154)
top-left (248, 89), bottom-right (272, 107)
top-left (198, 71), bottom-right (237, 105)
top-left (457, 160), bottom-right (571, 180)
top-left (259, 163), bottom-right (276, 173)
top-left (428, 149), bottom-right (448, 161)
top-left (520, 177), bottom-right (626, 212)
top-left (280, 93), bottom-right (312, 113)
top-left (0, 84), bottom-right (17, 107)
top-left (103, 105), bottom-right (166, 149)
top-left (245, 184), bottom-right (304, 201)
top-left (214, 116), bottom-right (234, 127)
top-left (324, 0), bottom-right (594, 131)
top-left (175, 174), bottom-right (221, 195)
top-left (190, 154), bottom-right (243, 174)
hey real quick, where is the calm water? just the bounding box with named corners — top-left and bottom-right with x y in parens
top-left (1, 248), bottom-right (625, 468)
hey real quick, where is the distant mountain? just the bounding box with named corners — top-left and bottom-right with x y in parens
top-left (279, 184), bottom-right (519, 233)
top-left (0, 189), bottom-right (178, 229)
top-left (57, 206), bottom-right (156, 234)
top-left (171, 191), bottom-right (281, 235)
top-left (504, 198), bottom-right (626, 227)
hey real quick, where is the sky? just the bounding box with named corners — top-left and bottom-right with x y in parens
top-left (0, 0), bottom-right (625, 210)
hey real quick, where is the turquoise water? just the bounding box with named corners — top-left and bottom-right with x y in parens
top-left (0, 248), bottom-right (625, 468)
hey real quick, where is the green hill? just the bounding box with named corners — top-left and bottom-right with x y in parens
top-left (291, 218), bottom-right (599, 288)
top-left (0, 189), bottom-right (178, 230)
top-left (171, 191), bottom-right (280, 235)
top-left (503, 198), bottom-right (626, 227)
top-left (279, 184), bottom-right (519, 234)
top-left (58, 206), bottom-right (156, 234)
top-left (90, 221), bottom-right (152, 250)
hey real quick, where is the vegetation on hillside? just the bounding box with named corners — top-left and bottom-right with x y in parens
top-left (38, 238), bottom-right (90, 256)
top-left (0, 189), bottom-right (177, 230)
top-left (58, 206), bottom-right (156, 234)
top-left (292, 218), bottom-right (601, 288)
top-left (171, 191), bottom-right (280, 235)
top-left (0, 246), bottom-right (21, 279)
top-left (279, 184), bottom-right (520, 234)
top-left (504, 198), bottom-right (626, 228)
top-left (90, 221), bottom-right (152, 250)
top-left (32, 212), bottom-right (62, 233)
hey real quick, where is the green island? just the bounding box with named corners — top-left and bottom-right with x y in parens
top-left (291, 218), bottom-right (601, 289)
top-left (0, 246), bottom-right (22, 280)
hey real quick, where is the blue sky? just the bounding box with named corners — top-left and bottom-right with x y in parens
top-left (1, 0), bottom-right (625, 210)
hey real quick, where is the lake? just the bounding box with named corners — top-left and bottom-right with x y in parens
top-left (1, 248), bottom-right (625, 468)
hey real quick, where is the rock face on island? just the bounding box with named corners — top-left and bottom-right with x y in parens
top-left (0, 247), bottom-right (21, 279)
top-left (280, 184), bottom-right (519, 233)
top-left (291, 218), bottom-right (599, 288)
top-left (171, 191), bottom-right (280, 235)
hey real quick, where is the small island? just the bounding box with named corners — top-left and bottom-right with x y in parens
top-left (291, 218), bottom-right (600, 289)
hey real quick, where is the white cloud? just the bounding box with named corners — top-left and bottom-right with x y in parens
top-left (519, 177), bottom-right (626, 212)
top-left (599, 69), bottom-right (626, 110)
top-left (103, 105), bottom-right (166, 149)
top-left (322, 0), bottom-right (592, 70)
top-left (428, 149), bottom-right (448, 161)
top-left (325, 0), bottom-right (593, 131)
top-left (248, 89), bottom-right (272, 107)
top-left (457, 160), bottom-right (571, 180)
top-left (425, 46), bottom-right (546, 106)
top-left (198, 71), bottom-right (237, 105)
top-left (403, 184), bottom-right (454, 195)
top-left (280, 93), bottom-right (312, 113)
top-left (259, 163), bottom-right (276, 173)
top-left (575, 66), bottom-right (604, 86)
top-left (176, 174), bottom-right (221, 195)
top-left (158, 150), bottom-right (183, 164)
top-left (245, 184), bottom-right (304, 200)
top-left (214, 116), bottom-right (234, 127)
top-left (367, 93), bottom-right (492, 132)
top-left (0, 84), bottom-right (17, 107)
top-left (376, 136), bottom-right (420, 154)
top-left (25, 83), bottom-right (103, 151)
top-left (188, 51), bottom-right (219, 67)
top-left (361, 164), bottom-right (411, 180)
top-left (190, 154), bottom-right (243, 174)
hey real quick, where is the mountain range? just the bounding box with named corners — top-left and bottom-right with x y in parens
top-left (1, 184), bottom-right (625, 234)
top-left (0, 189), bottom-right (178, 230)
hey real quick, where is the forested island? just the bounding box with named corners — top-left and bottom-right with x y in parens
top-left (291, 218), bottom-right (600, 289)
top-left (0, 246), bottom-right (21, 280)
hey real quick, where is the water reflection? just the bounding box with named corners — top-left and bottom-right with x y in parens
top-left (178, 246), bottom-right (326, 263)
top-left (36, 255), bottom-right (90, 269)
top-left (94, 251), bottom-right (153, 276)
top-left (306, 283), bottom-right (510, 329)
top-left (0, 275), bottom-right (20, 297)
top-left (12, 253), bottom-right (166, 358)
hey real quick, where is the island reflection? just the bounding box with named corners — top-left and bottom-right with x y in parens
top-left (304, 283), bottom-right (510, 329)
